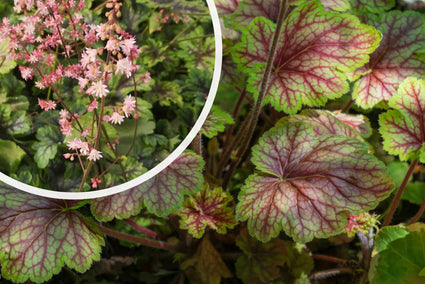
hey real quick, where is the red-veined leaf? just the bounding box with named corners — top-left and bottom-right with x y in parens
top-left (236, 122), bottom-right (394, 242)
top-left (321, 0), bottom-right (350, 11)
top-left (0, 186), bottom-right (104, 283)
top-left (232, 1), bottom-right (380, 114)
top-left (379, 77), bottom-right (425, 162)
top-left (350, 11), bottom-right (425, 109)
top-left (91, 151), bottom-right (204, 221)
top-left (214, 0), bottom-right (240, 15)
top-left (350, 0), bottom-right (395, 14)
top-left (177, 185), bottom-right (237, 238)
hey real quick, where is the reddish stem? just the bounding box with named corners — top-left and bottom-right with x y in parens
top-left (313, 254), bottom-right (348, 264)
top-left (408, 198), bottom-right (425, 225)
top-left (98, 225), bottom-right (182, 252)
top-left (383, 158), bottom-right (419, 227)
top-left (309, 268), bottom-right (353, 280)
top-left (124, 219), bottom-right (159, 239)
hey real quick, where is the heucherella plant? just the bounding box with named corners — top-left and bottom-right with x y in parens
top-left (2, 0), bottom-right (425, 283)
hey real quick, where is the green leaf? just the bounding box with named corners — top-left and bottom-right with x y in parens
top-left (235, 228), bottom-right (287, 284)
top-left (369, 223), bottom-right (425, 284)
top-left (350, 11), bottom-right (425, 108)
top-left (177, 185), bottom-right (238, 238)
top-left (232, 1), bottom-right (380, 114)
top-left (0, 187), bottom-right (104, 283)
top-left (32, 125), bottom-right (62, 169)
top-left (321, 0), bottom-right (351, 12)
top-left (387, 160), bottom-right (411, 189)
top-left (91, 151), bottom-right (204, 221)
top-left (236, 122), bottom-right (394, 242)
top-left (379, 78), bottom-right (425, 163)
top-left (7, 111), bottom-right (31, 135)
top-left (201, 106), bottom-right (234, 138)
top-left (402, 182), bottom-right (425, 205)
top-left (0, 38), bottom-right (16, 74)
top-left (0, 139), bottom-right (26, 174)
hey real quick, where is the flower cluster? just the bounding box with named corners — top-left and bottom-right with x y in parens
top-left (343, 212), bottom-right (380, 237)
top-left (1, 0), bottom-right (148, 189)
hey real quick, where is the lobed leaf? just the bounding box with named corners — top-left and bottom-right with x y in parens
top-left (0, 187), bottom-right (104, 283)
top-left (177, 185), bottom-right (238, 238)
top-left (91, 151), bottom-right (204, 221)
top-left (214, 0), bottom-right (240, 15)
top-left (236, 122), bottom-right (394, 242)
top-left (232, 1), bottom-right (381, 114)
top-left (350, 11), bottom-right (425, 109)
top-left (32, 125), bottom-right (62, 169)
top-left (379, 77), bottom-right (425, 162)
top-left (201, 106), bottom-right (234, 138)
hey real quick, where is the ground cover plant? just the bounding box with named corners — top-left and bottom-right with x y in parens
top-left (2, 0), bottom-right (425, 283)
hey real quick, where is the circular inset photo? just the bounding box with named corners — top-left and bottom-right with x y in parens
top-left (0, 0), bottom-right (221, 199)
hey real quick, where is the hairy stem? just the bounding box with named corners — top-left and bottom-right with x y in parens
top-left (383, 158), bottom-right (419, 226)
top-left (124, 219), bottom-right (159, 239)
top-left (309, 268), bottom-right (354, 280)
top-left (98, 225), bottom-right (182, 252)
top-left (221, 0), bottom-right (289, 188)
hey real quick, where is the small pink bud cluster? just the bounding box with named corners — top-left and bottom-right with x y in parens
top-left (154, 9), bottom-right (189, 31)
top-left (343, 212), bottom-right (379, 237)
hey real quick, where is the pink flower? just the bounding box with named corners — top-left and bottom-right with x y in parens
top-left (79, 142), bottom-right (90, 155)
top-left (38, 98), bottom-right (57, 111)
top-left (87, 99), bottom-right (98, 112)
top-left (140, 72), bottom-right (151, 84)
top-left (88, 149), bottom-right (102, 161)
top-left (91, 177), bottom-right (101, 188)
top-left (115, 57), bottom-right (133, 78)
top-left (108, 111), bottom-right (124, 125)
top-left (86, 81), bottom-right (109, 98)
top-left (19, 66), bottom-right (33, 80)
top-left (67, 138), bottom-right (82, 150)
top-left (122, 95), bottom-right (136, 117)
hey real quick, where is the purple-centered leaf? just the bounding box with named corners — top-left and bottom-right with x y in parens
top-left (379, 77), bottom-right (425, 163)
top-left (236, 122), bottom-right (394, 242)
top-left (201, 106), bottom-right (234, 138)
top-left (0, 187), bottom-right (104, 283)
top-left (177, 185), bottom-right (238, 238)
top-left (232, 1), bottom-right (381, 114)
top-left (350, 11), bottom-right (425, 109)
top-left (91, 151), bottom-right (204, 221)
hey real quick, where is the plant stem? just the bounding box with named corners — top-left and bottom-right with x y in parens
top-left (383, 158), bottom-right (419, 227)
top-left (221, 0), bottom-right (289, 188)
top-left (342, 98), bottom-right (354, 113)
top-left (313, 254), bottom-right (348, 264)
top-left (309, 268), bottom-right (353, 280)
top-left (124, 219), bottom-right (159, 239)
top-left (98, 225), bottom-right (182, 252)
top-left (408, 198), bottom-right (425, 225)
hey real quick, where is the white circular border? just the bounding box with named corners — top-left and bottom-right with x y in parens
top-left (0, 0), bottom-right (222, 200)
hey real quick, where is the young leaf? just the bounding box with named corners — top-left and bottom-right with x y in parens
top-left (177, 185), bottom-right (237, 238)
top-left (235, 228), bottom-right (287, 284)
top-left (0, 186), bottom-right (104, 283)
top-left (180, 235), bottom-right (232, 284)
top-left (369, 223), bottom-right (425, 284)
top-left (236, 122), bottom-right (394, 242)
top-left (0, 139), bottom-right (25, 174)
top-left (350, 11), bottom-right (425, 109)
top-left (379, 77), bottom-right (425, 163)
top-left (232, 1), bottom-right (380, 114)
top-left (0, 38), bottom-right (16, 74)
top-left (201, 106), bottom-right (234, 138)
top-left (32, 125), bottom-right (62, 169)
top-left (91, 151), bottom-right (204, 221)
